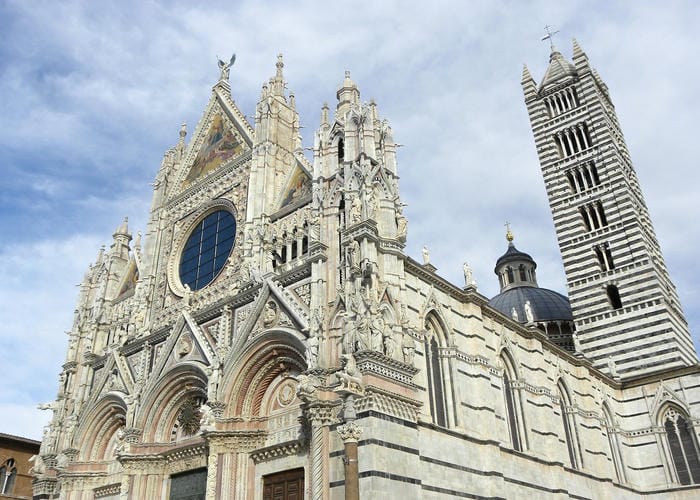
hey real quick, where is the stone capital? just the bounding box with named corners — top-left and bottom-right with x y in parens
top-left (337, 422), bottom-right (362, 443)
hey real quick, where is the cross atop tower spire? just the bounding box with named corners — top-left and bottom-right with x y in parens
top-left (542, 25), bottom-right (559, 51)
top-left (505, 221), bottom-right (514, 242)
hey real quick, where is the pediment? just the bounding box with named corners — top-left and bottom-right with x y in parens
top-left (150, 311), bottom-right (217, 382)
top-left (230, 278), bottom-right (310, 357)
top-left (175, 89), bottom-right (253, 191)
top-left (275, 162), bottom-right (312, 212)
top-left (87, 351), bottom-right (134, 407)
top-left (650, 382), bottom-right (688, 418)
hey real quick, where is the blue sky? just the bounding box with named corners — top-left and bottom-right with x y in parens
top-left (1, 0), bottom-right (699, 439)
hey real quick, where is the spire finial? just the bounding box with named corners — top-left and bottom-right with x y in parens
top-left (276, 53), bottom-right (284, 76)
top-left (505, 221), bottom-right (514, 242)
top-left (542, 25), bottom-right (559, 52)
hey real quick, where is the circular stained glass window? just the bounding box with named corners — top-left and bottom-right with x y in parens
top-left (179, 210), bottom-right (236, 291)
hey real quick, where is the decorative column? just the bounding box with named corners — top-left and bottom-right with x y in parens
top-left (305, 403), bottom-right (336, 500)
top-left (337, 394), bottom-right (362, 500)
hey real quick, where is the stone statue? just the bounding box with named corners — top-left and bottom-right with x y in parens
top-left (396, 214), bottom-right (407, 241)
top-left (524, 300), bottom-right (534, 323)
top-left (263, 301), bottom-right (277, 327)
top-left (199, 403), bottom-right (216, 431)
top-left (401, 331), bottom-right (416, 365)
top-left (114, 428), bottom-right (127, 454)
top-left (369, 315), bottom-right (385, 352)
top-left (337, 353), bottom-right (363, 393)
top-left (422, 246), bottom-right (430, 265)
top-left (306, 333), bottom-right (319, 368)
top-left (341, 312), bottom-right (357, 353)
top-left (296, 374), bottom-right (317, 402)
top-left (348, 240), bottom-right (360, 269)
top-left (218, 53), bottom-right (236, 81)
top-left (511, 307), bottom-right (519, 322)
top-left (350, 196), bottom-right (362, 224)
top-left (383, 323), bottom-right (397, 359)
top-left (463, 262), bottom-right (476, 288)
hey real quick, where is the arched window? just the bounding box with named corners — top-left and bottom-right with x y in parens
top-left (558, 381), bottom-right (583, 469)
top-left (337, 137), bottom-right (345, 163)
top-left (0, 458), bottom-right (17, 494)
top-left (425, 314), bottom-right (448, 427)
top-left (663, 407), bottom-right (700, 485)
top-left (501, 352), bottom-right (525, 451)
top-left (506, 267), bottom-right (515, 284)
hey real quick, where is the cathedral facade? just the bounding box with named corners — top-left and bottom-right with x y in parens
top-left (34, 42), bottom-right (700, 499)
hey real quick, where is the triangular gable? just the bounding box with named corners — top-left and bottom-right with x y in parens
top-left (177, 89), bottom-right (253, 190)
top-left (229, 278), bottom-right (310, 359)
top-left (650, 382), bottom-right (689, 418)
top-left (276, 162), bottom-right (312, 211)
top-left (85, 352), bottom-right (133, 408)
top-left (149, 311), bottom-right (215, 383)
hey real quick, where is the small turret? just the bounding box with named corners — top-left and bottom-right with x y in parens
top-left (336, 70), bottom-right (360, 118)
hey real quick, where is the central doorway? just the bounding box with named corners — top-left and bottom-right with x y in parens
top-left (262, 468), bottom-right (304, 500)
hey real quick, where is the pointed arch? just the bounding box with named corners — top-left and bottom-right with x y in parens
top-left (137, 363), bottom-right (208, 443)
top-left (424, 311), bottom-right (451, 427)
top-left (658, 404), bottom-right (700, 485)
top-left (602, 401), bottom-right (626, 483)
top-left (557, 379), bottom-right (583, 469)
top-left (221, 329), bottom-right (307, 418)
top-left (0, 458), bottom-right (16, 495)
top-left (500, 349), bottom-right (526, 451)
top-left (73, 394), bottom-right (127, 461)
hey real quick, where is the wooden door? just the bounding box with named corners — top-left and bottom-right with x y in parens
top-left (262, 468), bottom-right (304, 500)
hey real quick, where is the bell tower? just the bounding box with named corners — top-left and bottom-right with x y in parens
top-left (522, 38), bottom-right (696, 379)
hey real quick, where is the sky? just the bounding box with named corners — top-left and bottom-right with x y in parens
top-left (1, 0), bottom-right (699, 440)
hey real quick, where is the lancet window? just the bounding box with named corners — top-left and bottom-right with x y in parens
top-left (425, 313), bottom-right (448, 428)
top-left (558, 381), bottom-right (582, 469)
top-left (501, 352), bottom-right (524, 451)
top-left (662, 407), bottom-right (700, 485)
top-left (603, 403), bottom-right (625, 483)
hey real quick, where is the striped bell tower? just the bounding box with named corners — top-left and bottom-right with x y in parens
top-left (522, 38), bottom-right (696, 379)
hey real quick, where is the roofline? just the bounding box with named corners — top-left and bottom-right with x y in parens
top-left (0, 432), bottom-right (41, 446)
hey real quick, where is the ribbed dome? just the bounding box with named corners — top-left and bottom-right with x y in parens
top-left (489, 286), bottom-right (573, 323)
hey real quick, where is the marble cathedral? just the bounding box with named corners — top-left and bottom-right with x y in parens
top-left (34, 41), bottom-right (700, 499)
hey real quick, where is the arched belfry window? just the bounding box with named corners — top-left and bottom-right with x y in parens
top-left (425, 313), bottom-right (448, 427)
top-left (662, 407), bottom-right (700, 485)
top-left (501, 352), bottom-right (525, 451)
top-left (558, 380), bottom-right (583, 469)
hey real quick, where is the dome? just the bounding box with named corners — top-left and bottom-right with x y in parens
top-left (489, 286), bottom-right (573, 323)
top-left (495, 243), bottom-right (535, 270)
